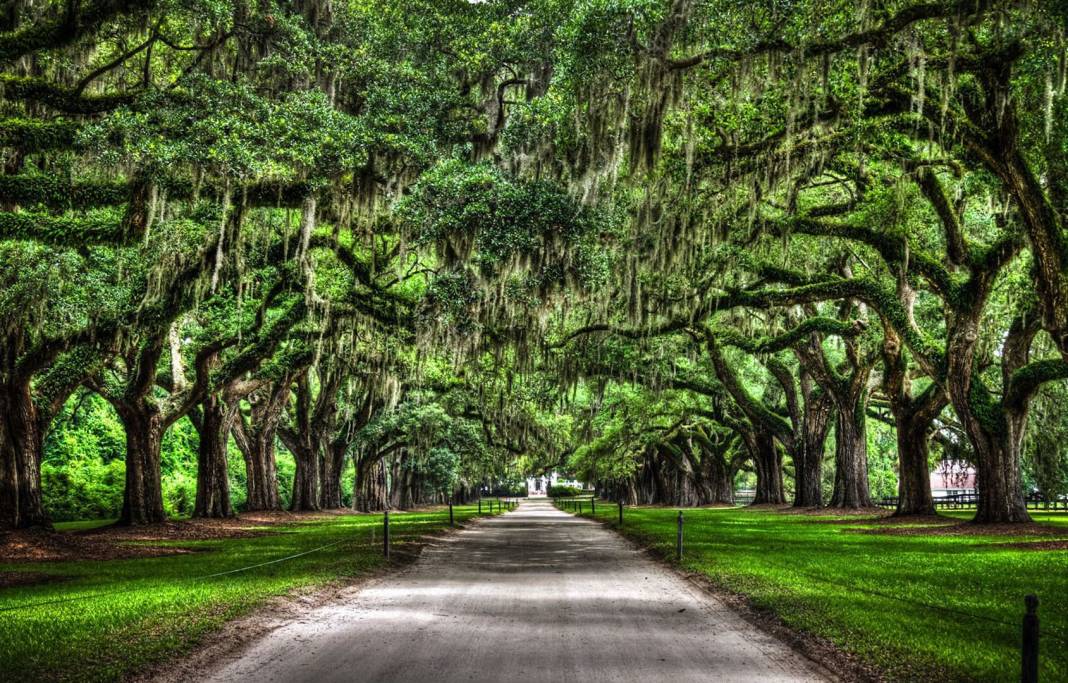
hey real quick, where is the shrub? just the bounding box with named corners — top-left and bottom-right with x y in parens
top-left (548, 484), bottom-right (582, 498)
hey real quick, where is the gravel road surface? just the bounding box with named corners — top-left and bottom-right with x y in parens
top-left (203, 498), bottom-right (828, 682)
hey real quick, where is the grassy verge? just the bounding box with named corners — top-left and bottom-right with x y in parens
top-left (571, 502), bottom-right (1068, 682)
top-left (0, 504), bottom-right (500, 682)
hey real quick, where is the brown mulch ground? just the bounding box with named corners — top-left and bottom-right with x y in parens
top-left (850, 520), bottom-right (1068, 538)
top-left (0, 570), bottom-right (69, 589)
top-left (792, 506), bottom-right (891, 519)
top-left (0, 511), bottom-right (346, 564)
top-left (996, 540), bottom-right (1068, 551)
top-left (864, 513), bottom-right (951, 525)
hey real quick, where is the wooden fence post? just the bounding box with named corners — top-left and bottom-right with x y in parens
top-left (591, 497), bottom-right (596, 515)
top-left (449, 501), bottom-right (454, 527)
top-left (618, 499), bottom-right (623, 528)
top-left (1022, 594), bottom-right (1039, 683)
top-left (383, 510), bottom-right (390, 560)
top-left (676, 510), bottom-right (684, 562)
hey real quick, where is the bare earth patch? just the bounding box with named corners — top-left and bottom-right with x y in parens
top-left (783, 506), bottom-right (890, 517)
top-left (851, 521), bottom-right (1068, 537)
top-left (0, 570), bottom-right (67, 589)
top-left (994, 540), bottom-right (1068, 551)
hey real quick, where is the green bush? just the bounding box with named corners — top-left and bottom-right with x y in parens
top-left (41, 458), bottom-right (124, 521)
top-left (548, 484), bottom-right (583, 498)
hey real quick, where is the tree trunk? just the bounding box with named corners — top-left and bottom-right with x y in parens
top-left (748, 432), bottom-right (785, 505)
top-left (0, 378), bottom-right (49, 529)
top-left (972, 423), bottom-right (1030, 523)
top-left (319, 442), bottom-right (346, 509)
top-left (944, 314), bottom-right (1032, 523)
top-left (193, 395), bottom-right (234, 518)
top-left (231, 387), bottom-right (286, 512)
top-left (894, 412), bottom-right (936, 516)
top-left (697, 449), bottom-right (734, 504)
top-left (116, 402), bottom-right (166, 525)
top-left (289, 441), bottom-right (320, 511)
top-left (953, 392), bottom-right (1031, 523)
top-left (830, 404), bottom-right (871, 508)
top-left (354, 457), bottom-right (388, 512)
top-left (236, 428), bottom-right (280, 511)
top-left (793, 391), bottom-right (833, 508)
top-left (391, 457), bottom-right (413, 509)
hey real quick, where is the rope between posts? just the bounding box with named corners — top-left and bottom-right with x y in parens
top-left (0, 537), bottom-right (352, 613)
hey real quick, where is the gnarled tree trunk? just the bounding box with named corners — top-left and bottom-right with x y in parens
top-left (0, 376), bottom-right (48, 529)
top-left (354, 456), bottom-right (388, 512)
top-left (231, 382), bottom-right (289, 512)
top-left (830, 403), bottom-right (871, 508)
top-left (319, 441), bottom-right (347, 509)
top-left (794, 384), bottom-right (833, 508)
top-left (114, 401), bottom-right (166, 525)
top-left (233, 420), bottom-right (281, 512)
top-left (945, 313), bottom-right (1033, 523)
top-left (193, 394), bottom-right (234, 518)
top-left (747, 432), bottom-right (785, 505)
top-left (288, 441), bottom-right (320, 512)
top-left (894, 414), bottom-right (936, 515)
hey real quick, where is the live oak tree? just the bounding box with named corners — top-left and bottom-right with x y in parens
top-left (521, 0), bottom-right (1068, 523)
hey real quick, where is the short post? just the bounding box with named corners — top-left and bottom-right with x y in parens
top-left (383, 509), bottom-right (391, 560)
top-left (478, 498), bottom-right (482, 514)
top-left (618, 499), bottom-right (624, 527)
top-left (579, 500), bottom-right (583, 515)
top-left (497, 497), bottom-right (501, 513)
top-left (676, 510), bottom-right (684, 562)
top-left (591, 497), bottom-right (596, 515)
top-left (1022, 595), bottom-right (1039, 683)
top-left (449, 501), bottom-right (454, 527)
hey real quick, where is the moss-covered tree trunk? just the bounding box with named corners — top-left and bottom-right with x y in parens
top-left (697, 448), bottom-right (734, 505)
top-left (319, 440), bottom-right (346, 509)
top-left (830, 403), bottom-right (871, 508)
top-left (0, 376), bottom-right (48, 529)
top-left (232, 381), bottom-right (291, 512)
top-left (945, 312), bottom-right (1033, 523)
top-left (882, 327), bottom-right (941, 516)
top-left (114, 402), bottom-right (166, 525)
top-left (233, 419), bottom-right (280, 511)
top-left (193, 394), bottom-right (233, 518)
top-left (289, 441), bottom-right (320, 512)
top-left (279, 374), bottom-right (323, 512)
top-left (354, 456), bottom-right (388, 512)
top-left (892, 412), bottom-right (936, 516)
top-left (242, 430), bottom-right (280, 511)
top-left (794, 383), bottom-right (833, 508)
top-left (747, 431), bottom-right (785, 505)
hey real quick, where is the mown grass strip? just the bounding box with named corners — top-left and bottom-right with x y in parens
top-left (0, 505), bottom-right (498, 682)
top-left (572, 503), bottom-right (1068, 682)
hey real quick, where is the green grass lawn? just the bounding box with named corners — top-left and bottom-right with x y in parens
top-left (573, 502), bottom-right (1068, 682)
top-left (0, 504), bottom-right (500, 682)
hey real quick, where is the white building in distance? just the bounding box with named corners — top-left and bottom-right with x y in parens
top-left (526, 472), bottom-right (585, 497)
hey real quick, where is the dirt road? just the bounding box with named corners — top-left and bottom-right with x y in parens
top-left (202, 498), bottom-right (828, 682)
